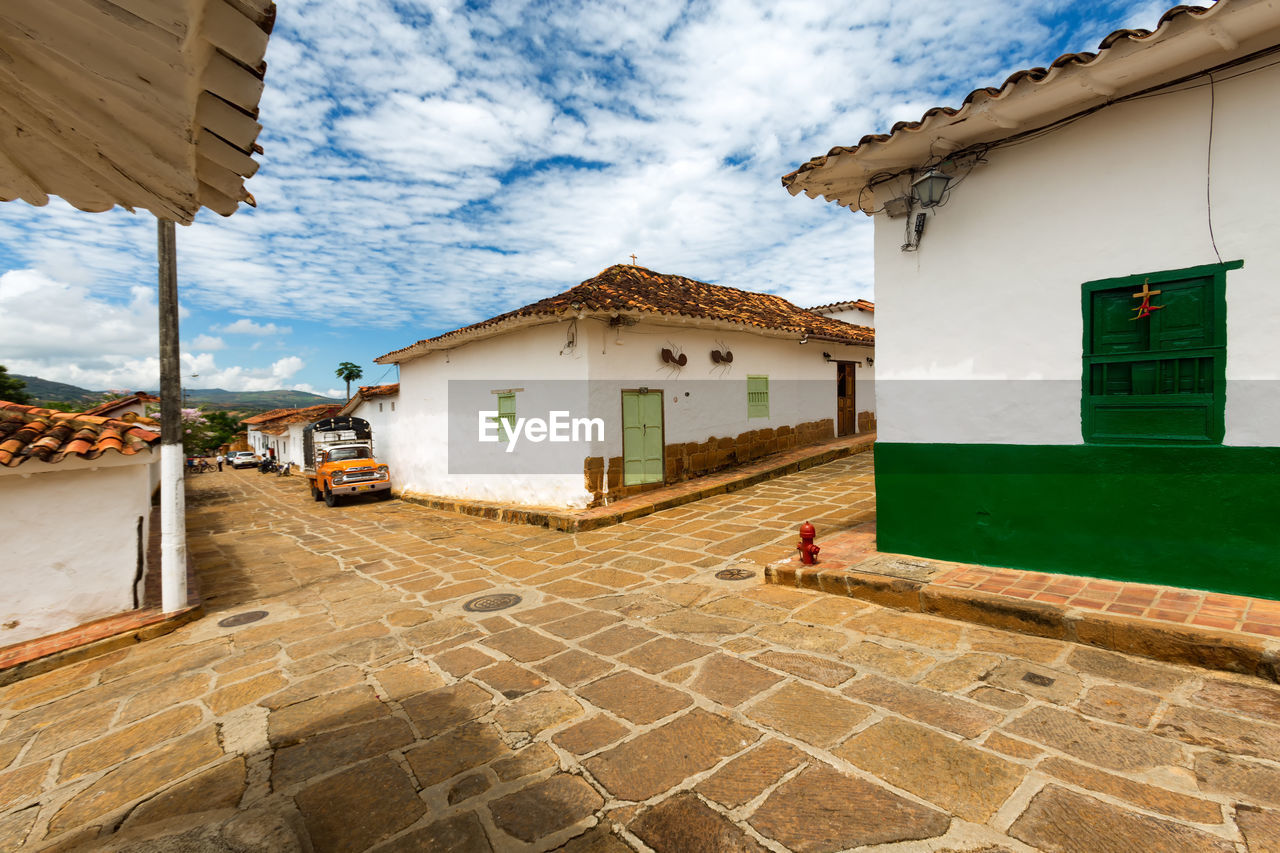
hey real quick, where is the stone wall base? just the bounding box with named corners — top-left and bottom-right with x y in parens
top-left (588, 419), bottom-right (835, 505)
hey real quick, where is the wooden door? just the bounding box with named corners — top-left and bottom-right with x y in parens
top-left (837, 363), bottom-right (856, 436)
top-left (621, 389), bottom-right (664, 485)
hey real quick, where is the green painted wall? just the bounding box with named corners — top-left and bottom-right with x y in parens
top-left (875, 442), bottom-right (1280, 600)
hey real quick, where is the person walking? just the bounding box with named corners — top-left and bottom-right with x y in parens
top-left (216, 452), bottom-right (225, 472)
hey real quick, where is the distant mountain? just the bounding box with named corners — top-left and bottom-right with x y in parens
top-left (11, 374), bottom-right (99, 403)
top-left (10, 374), bottom-right (342, 414)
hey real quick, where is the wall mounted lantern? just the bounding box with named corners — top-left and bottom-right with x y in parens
top-left (911, 169), bottom-right (952, 208)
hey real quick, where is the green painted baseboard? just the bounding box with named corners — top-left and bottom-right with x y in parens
top-left (875, 442), bottom-right (1280, 600)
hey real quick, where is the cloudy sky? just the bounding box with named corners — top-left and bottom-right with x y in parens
top-left (0, 0), bottom-right (1169, 398)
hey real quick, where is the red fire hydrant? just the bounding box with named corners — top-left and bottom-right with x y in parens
top-left (797, 521), bottom-right (820, 565)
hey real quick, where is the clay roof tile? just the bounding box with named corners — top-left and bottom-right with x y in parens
top-left (0, 402), bottom-right (160, 468)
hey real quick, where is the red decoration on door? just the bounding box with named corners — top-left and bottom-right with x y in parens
top-left (1130, 280), bottom-right (1164, 321)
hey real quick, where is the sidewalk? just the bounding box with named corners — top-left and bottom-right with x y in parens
top-left (0, 506), bottom-right (203, 686)
top-left (400, 431), bottom-right (877, 532)
top-left (767, 523), bottom-right (1280, 682)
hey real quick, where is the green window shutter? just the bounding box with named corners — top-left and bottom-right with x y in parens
top-left (747, 376), bottom-right (769, 419)
top-left (494, 393), bottom-right (516, 441)
top-left (1082, 261), bottom-right (1236, 445)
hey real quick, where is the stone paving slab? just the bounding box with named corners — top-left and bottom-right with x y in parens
top-left (1, 454), bottom-right (1278, 852)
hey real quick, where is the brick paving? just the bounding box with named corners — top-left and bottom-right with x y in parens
top-left (1, 455), bottom-right (1278, 851)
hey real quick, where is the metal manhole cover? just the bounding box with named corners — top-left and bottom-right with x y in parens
top-left (218, 610), bottom-right (268, 628)
top-left (463, 593), bottom-right (523, 612)
top-left (715, 568), bottom-right (756, 581)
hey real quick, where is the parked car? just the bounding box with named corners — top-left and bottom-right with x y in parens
top-left (229, 451), bottom-right (259, 469)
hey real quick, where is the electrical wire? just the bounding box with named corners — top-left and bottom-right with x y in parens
top-left (1205, 70), bottom-right (1222, 265)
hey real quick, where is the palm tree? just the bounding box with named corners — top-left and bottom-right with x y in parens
top-left (335, 361), bottom-right (363, 401)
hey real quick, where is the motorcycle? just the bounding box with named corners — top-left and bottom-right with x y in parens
top-left (259, 457), bottom-right (279, 474)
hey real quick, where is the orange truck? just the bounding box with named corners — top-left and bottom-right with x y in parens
top-left (302, 416), bottom-right (392, 506)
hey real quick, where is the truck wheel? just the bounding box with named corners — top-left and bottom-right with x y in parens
top-left (311, 483), bottom-right (323, 502)
top-left (323, 485), bottom-right (338, 507)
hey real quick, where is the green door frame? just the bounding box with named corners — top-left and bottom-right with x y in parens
top-left (621, 388), bottom-right (664, 486)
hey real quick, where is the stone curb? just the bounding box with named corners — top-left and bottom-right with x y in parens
top-left (766, 563), bottom-right (1280, 684)
top-left (399, 438), bottom-right (875, 532)
top-left (0, 604), bottom-right (204, 687)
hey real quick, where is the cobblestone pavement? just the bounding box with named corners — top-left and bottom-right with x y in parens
top-left (2, 455), bottom-right (1279, 852)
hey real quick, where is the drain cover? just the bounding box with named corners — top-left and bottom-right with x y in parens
top-left (715, 568), bottom-right (756, 581)
top-left (218, 610), bottom-right (268, 628)
top-left (463, 593), bottom-right (523, 612)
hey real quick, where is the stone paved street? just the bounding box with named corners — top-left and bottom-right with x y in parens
top-left (2, 455), bottom-right (1280, 851)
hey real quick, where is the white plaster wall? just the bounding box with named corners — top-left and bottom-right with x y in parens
top-left (392, 322), bottom-right (591, 507)
top-left (873, 57), bottom-right (1280, 447)
top-left (586, 321), bottom-right (873, 461)
top-left (390, 318), bottom-right (874, 508)
top-left (344, 394), bottom-right (401, 481)
top-left (0, 453), bottom-right (155, 644)
top-left (822, 306), bottom-right (875, 328)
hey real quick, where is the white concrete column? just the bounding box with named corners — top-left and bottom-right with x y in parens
top-left (157, 219), bottom-right (187, 613)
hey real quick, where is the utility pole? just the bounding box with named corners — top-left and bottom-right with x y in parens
top-left (157, 219), bottom-right (186, 613)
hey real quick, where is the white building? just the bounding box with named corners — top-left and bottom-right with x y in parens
top-left (376, 265), bottom-right (875, 509)
top-left (80, 392), bottom-right (160, 422)
top-left (336, 383), bottom-right (401, 473)
top-left (242, 405), bottom-right (341, 468)
top-left (0, 403), bottom-right (161, 645)
top-left (811, 300), bottom-right (876, 432)
top-left (783, 0), bottom-right (1280, 599)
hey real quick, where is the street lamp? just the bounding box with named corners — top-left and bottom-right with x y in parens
top-left (911, 169), bottom-right (953, 208)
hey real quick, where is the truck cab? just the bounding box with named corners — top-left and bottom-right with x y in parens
top-left (303, 417), bottom-right (393, 506)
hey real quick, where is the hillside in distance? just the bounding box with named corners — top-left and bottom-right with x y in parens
top-left (11, 374), bottom-right (342, 413)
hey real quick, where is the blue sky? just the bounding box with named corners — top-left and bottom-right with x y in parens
top-left (0, 0), bottom-right (1170, 398)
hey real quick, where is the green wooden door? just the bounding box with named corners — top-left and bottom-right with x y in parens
top-left (622, 390), bottom-right (664, 486)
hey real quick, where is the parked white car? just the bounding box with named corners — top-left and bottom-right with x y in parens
top-left (229, 451), bottom-right (258, 469)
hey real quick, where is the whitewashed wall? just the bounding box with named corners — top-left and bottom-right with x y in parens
top-left (586, 321), bottom-right (873, 461)
top-left (344, 393), bottom-right (401, 480)
top-left (820, 306), bottom-right (875, 328)
top-left (391, 318), bottom-right (872, 508)
top-left (0, 453), bottom-right (155, 645)
top-left (393, 322), bottom-right (591, 506)
top-left (873, 56), bottom-right (1280, 447)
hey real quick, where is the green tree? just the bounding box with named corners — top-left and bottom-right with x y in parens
top-left (335, 361), bottom-right (363, 401)
top-left (0, 365), bottom-right (32, 404)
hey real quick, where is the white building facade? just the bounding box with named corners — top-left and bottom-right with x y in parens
top-left (783, 0), bottom-right (1280, 599)
top-left (379, 266), bottom-right (874, 508)
top-left (0, 406), bottom-right (160, 645)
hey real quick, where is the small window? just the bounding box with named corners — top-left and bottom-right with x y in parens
top-left (494, 392), bottom-right (517, 440)
top-left (391, 401), bottom-right (396, 412)
top-left (747, 376), bottom-right (769, 419)
top-left (378, 402), bottom-right (384, 412)
top-left (1082, 261), bottom-right (1236, 444)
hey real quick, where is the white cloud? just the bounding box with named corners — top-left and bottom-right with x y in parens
top-left (0, 268), bottom-right (320, 393)
top-left (0, 1), bottom-right (1157, 391)
top-left (191, 334), bottom-right (226, 351)
top-left (216, 319), bottom-right (292, 336)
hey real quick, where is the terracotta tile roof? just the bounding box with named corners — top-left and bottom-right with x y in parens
top-left (240, 405), bottom-right (342, 432)
top-left (781, 2), bottom-right (1265, 209)
top-left (0, 402), bottom-right (160, 468)
top-left (378, 265), bottom-right (874, 363)
top-left (80, 393), bottom-right (161, 418)
top-left (810, 299), bottom-right (874, 315)
top-left (239, 408), bottom-right (295, 426)
top-left (338, 384), bottom-right (399, 417)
